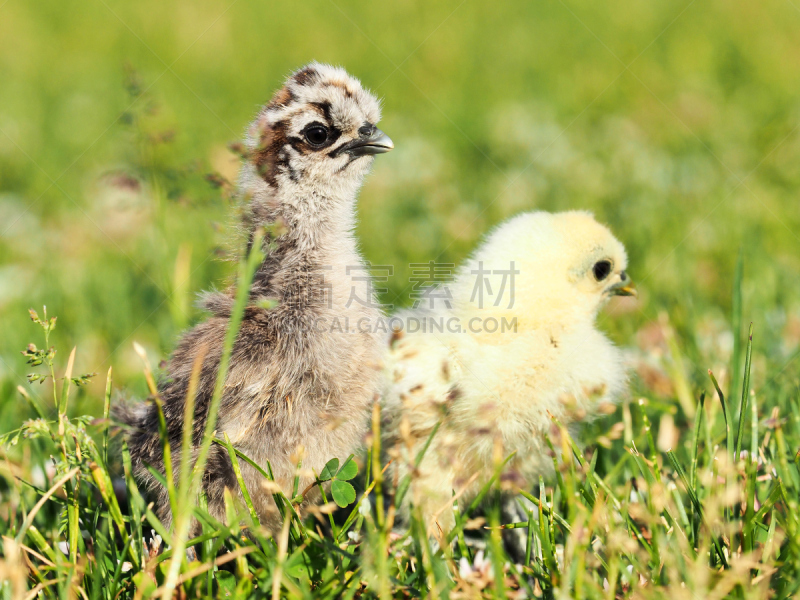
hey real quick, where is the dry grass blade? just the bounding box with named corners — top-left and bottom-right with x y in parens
top-left (15, 467), bottom-right (79, 544)
top-left (151, 546), bottom-right (257, 597)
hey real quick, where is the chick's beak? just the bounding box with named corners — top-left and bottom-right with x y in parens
top-left (341, 127), bottom-right (394, 157)
top-left (609, 272), bottom-right (637, 298)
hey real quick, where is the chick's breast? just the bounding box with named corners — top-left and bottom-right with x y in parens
top-left (383, 319), bottom-right (626, 532)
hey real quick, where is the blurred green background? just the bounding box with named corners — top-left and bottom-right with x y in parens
top-left (1, 0), bottom-right (799, 423)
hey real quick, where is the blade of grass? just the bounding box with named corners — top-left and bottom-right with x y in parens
top-left (15, 467), bottom-right (79, 544)
top-left (525, 504), bottom-right (535, 566)
top-left (752, 484), bottom-right (783, 524)
top-left (666, 450), bottom-right (728, 568)
top-left (445, 452), bottom-right (516, 545)
top-left (88, 459), bottom-right (131, 558)
top-left (395, 422), bottom-right (440, 508)
top-left (155, 529), bottom-right (225, 564)
top-left (661, 314), bottom-right (695, 418)
top-left (743, 391), bottom-right (758, 554)
top-left (638, 399), bottom-right (662, 483)
top-left (292, 458), bottom-right (302, 500)
top-left (515, 489), bottom-right (572, 532)
top-left (16, 385), bottom-right (47, 421)
top-left (102, 367), bottom-right (112, 467)
top-left (709, 369), bottom-right (733, 523)
top-left (216, 443), bottom-right (286, 519)
top-left (314, 476), bottom-right (339, 540)
top-left (730, 250), bottom-right (744, 402)
top-left (690, 392), bottom-right (705, 490)
top-left (57, 347), bottom-right (80, 567)
top-left (211, 441), bottom-right (303, 544)
top-left (759, 508), bottom-right (778, 577)
top-left (487, 503), bottom-right (507, 599)
top-left (153, 397), bottom-right (178, 518)
top-left (26, 526), bottom-right (58, 565)
top-left (59, 346), bottom-right (76, 417)
top-left (179, 349), bottom-right (204, 495)
top-left (539, 476), bottom-right (558, 588)
top-left (271, 509), bottom-right (293, 600)
top-left (222, 432), bottom-right (259, 525)
top-left (627, 444), bottom-right (664, 570)
top-left (121, 441), bottom-right (146, 568)
top-left (371, 402), bottom-right (385, 529)
top-left (451, 494), bottom-right (470, 562)
top-left (161, 229), bottom-right (265, 597)
top-left (544, 436), bottom-right (568, 517)
top-left (556, 419), bottom-right (579, 521)
top-left (734, 323), bottom-right (754, 462)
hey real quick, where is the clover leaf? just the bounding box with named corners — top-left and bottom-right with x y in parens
top-left (318, 454), bottom-right (359, 507)
top-left (331, 479), bottom-right (356, 508)
top-left (319, 458), bottom-right (339, 482)
top-left (337, 456), bottom-right (357, 481)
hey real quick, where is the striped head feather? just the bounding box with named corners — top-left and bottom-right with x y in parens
top-left (242, 63), bottom-right (392, 201)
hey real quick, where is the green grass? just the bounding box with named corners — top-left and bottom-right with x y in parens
top-left (2, 290), bottom-right (800, 598)
top-left (2, 0), bottom-right (800, 597)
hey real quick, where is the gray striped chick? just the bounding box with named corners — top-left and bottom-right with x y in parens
top-left (119, 63), bottom-right (393, 533)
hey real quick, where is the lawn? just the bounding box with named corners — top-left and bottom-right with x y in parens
top-left (1, 0), bottom-right (799, 597)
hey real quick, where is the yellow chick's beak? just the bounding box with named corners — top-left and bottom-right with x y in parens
top-left (609, 277), bottom-right (637, 298)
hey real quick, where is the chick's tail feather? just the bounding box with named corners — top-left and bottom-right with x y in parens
top-left (110, 399), bottom-right (159, 476)
top-left (111, 399), bottom-right (147, 431)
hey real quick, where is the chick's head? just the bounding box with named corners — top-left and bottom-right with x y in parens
top-left (245, 62), bottom-right (393, 200)
top-left (453, 211), bottom-right (634, 333)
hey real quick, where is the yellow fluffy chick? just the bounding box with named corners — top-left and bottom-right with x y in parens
top-left (382, 210), bottom-right (635, 533)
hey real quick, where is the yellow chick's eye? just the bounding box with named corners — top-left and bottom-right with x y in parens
top-left (592, 259), bottom-right (613, 281)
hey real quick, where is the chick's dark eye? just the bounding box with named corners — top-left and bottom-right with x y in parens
top-left (593, 260), bottom-right (612, 281)
top-left (304, 126), bottom-right (329, 146)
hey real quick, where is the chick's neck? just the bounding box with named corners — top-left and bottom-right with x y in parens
top-left (248, 183), bottom-right (363, 306)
